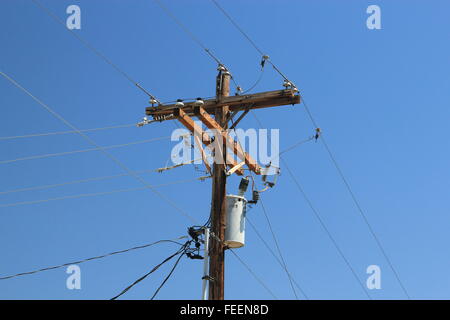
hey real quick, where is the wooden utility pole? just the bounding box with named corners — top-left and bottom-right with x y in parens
top-left (208, 68), bottom-right (230, 300)
top-left (143, 65), bottom-right (301, 300)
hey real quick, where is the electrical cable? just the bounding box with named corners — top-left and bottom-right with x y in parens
top-left (31, 0), bottom-right (159, 101)
top-left (301, 98), bottom-right (411, 299)
top-left (241, 69), bottom-right (265, 95)
top-left (252, 112), bottom-right (372, 299)
top-left (228, 249), bottom-right (278, 299)
top-left (0, 70), bottom-right (197, 223)
top-left (0, 123), bottom-right (137, 141)
top-left (153, 0), bottom-right (241, 91)
top-left (282, 158), bottom-right (372, 299)
top-left (210, 0), bottom-right (297, 88)
top-left (150, 243), bottom-right (188, 300)
top-left (0, 177), bottom-right (209, 209)
top-left (0, 136), bottom-right (169, 165)
top-left (246, 215), bottom-right (308, 299)
top-left (0, 237), bottom-right (187, 281)
top-left (111, 241), bottom-right (190, 300)
top-left (258, 197), bottom-right (301, 300)
top-left (153, 0), bottom-right (224, 68)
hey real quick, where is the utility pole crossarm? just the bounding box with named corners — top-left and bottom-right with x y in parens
top-left (195, 106), bottom-right (261, 175)
top-left (146, 89), bottom-right (300, 118)
top-left (174, 107), bottom-right (244, 176)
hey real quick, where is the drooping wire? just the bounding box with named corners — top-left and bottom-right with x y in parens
top-left (31, 0), bottom-right (159, 102)
top-left (241, 68), bottom-right (265, 95)
top-left (301, 98), bottom-right (411, 299)
top-left (0, 237), bottom-right (187, 281)
top-left (150, 243), bottom-right (189, 300)
top-left (111, 240), bottom-right (190, 300)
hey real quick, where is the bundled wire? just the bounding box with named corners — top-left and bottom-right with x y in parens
top-left (111, 240), bottom-right (192, 300)
top-left (150, 245), bottom-right (188, 300)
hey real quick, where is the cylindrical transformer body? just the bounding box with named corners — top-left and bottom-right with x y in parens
top-left (224, 194), bottom-right (247, 248)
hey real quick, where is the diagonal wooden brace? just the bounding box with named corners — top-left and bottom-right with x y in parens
top-left (193, 134), bottom-right (211, 175)
top-left (173, 108), bottom-right (244, 175)
top-left (194, 106), bottom-right (262, 175)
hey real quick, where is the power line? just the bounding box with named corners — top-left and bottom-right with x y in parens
top-left (258, 197), bottom-right (301, 300)
top-left (241, 69), bottom-right (265, 94)
top-left (0, 136), bottom-right (169, 165)
top-left (210, 0), bottom-right (264, 55)
top-left (0, 123), bottom-right (137, 141)
top-left (279, 136), bottom-right (315, 157)
top-left (0, 172), bottom-right (133, 195)
top-left (153, 0), bottom-right (224, 67)
top-left (153, 0), bottom-right (240, 89)
top-left (301, 99), bottom-right (411, 299)
top-left (210, 0), bottom-right (297, 88)
top-left (246, 216), bottom-right (308, 299)
top-left (0, 237), bottom-right (187, 281)
top-left (263, 135), bottom-right (315, 166)
top-left (31, 0), bottom-right (159, 101)
top-left (150, 243), bottom-right (189, 300)
top-left (228, 249), bottom-right (278, 300)
top-left (111, 241), bottom-right (189, 300)
top-left (0, 70), bottom-right (197, 224)
top-left (252, 112), bottom-right (372, 299)
top-left (0, 177), bottom-right (208, 208)
top-left (282, 158), bottom-right (372, 299)
top-left (0, 169), bottom-right (210, 196)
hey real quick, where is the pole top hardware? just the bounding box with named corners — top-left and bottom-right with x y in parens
top-left (136, 116), bottom-right (155, 127)
top-left (217, 64), bottom-right (227, 72)
top-left (193, 97), bottom-right (205, 107)
top-left (175, 99), bottom-right (185, 107)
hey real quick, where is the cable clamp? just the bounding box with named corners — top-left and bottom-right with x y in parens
top-left (202, 275), bottom-right (215, 282)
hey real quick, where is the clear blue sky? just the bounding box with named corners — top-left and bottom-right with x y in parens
top-left (1, 0), bottom-right (449, 300)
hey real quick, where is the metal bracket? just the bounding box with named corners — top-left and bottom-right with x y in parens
top-left (202, 275), bottom-right (215, 282)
